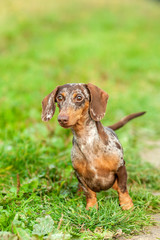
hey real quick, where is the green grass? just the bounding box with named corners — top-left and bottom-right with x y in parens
top-left (0, 0), bottom-right (160, 239)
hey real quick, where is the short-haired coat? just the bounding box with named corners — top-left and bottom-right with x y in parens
top-left (42, 83), bottom-right (145, 210)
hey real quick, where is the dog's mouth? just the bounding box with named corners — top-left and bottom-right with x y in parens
top-left (58, 122), bottom-right (73, 128)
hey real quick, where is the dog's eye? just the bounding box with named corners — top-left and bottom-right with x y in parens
top-left (57, 94), bottom-right (63, 101)
top-left (76, 95), bottom-right (83, 101)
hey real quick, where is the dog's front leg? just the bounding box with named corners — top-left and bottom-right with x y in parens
top-left (85, 188), bottom-right (98, 210)
top-left (76, 177), bottom-right (98, 210)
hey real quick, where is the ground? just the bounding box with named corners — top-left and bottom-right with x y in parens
top-left (0, 0), bottom-right (160, 239)
top-left (120, 214), bottom-right (160, 240)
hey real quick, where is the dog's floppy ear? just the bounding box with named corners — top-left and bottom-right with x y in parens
top-left (86, 83), bottom-right (109, 121)
top-left (41, 86), bottom-right (59, 122)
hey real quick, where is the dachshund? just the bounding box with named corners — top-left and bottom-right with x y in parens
top-left (41, 83), bottom-right (145, 210)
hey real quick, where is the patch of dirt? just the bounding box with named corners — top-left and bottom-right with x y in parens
top-left (119, 214), bottom-right (160, 240)
top-left (140, 140), bottom-right (160, 168)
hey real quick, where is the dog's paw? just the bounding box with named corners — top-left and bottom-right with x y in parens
top-left (121, 201), bottom-right (134, 210)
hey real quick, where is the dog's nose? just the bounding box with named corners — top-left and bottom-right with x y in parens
top-left (58, 115), bottom-right (69, 125)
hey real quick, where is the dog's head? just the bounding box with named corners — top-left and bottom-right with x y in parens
top-left (41, 83), bottom-right (109, 128)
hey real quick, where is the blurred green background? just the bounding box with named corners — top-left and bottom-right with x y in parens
top-left (0, 0), bottom-right (160, 238)
top-left (0, 0), bottom-right (160, 137)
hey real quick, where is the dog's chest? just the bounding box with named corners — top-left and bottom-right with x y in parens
top-left (71, 127), bottom-right (101, 162)
top-left (71, 136), bottom-right (121, 192)
top-left (71, 128), bottom-right (123, 176)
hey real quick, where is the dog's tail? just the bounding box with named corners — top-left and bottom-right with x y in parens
top-left (108, 111), bottom-right (146, 131)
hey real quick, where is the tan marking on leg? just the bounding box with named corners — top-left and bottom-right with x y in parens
top-left (85, 188), bottom-right (98, 210)
top-left (112, 180), bottom-right (133, 210)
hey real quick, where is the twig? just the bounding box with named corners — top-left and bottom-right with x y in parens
top-left (17, 174), bottom-right (20, 197)
top-left (58, 214), bottom-right (64, 230)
